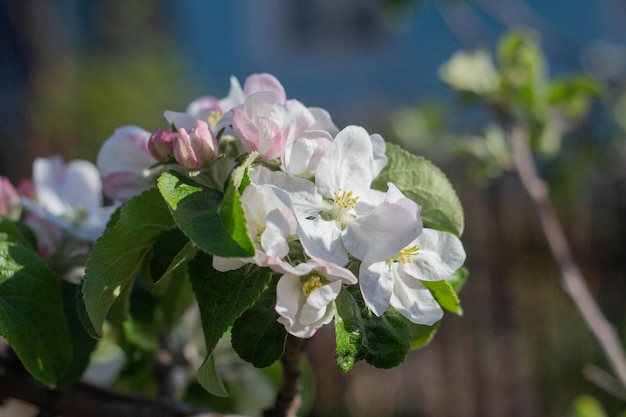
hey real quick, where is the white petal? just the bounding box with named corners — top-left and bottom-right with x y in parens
top-left (404, 229), bottom-right (466, 281)
top-left (275, 274), bottom-right (304, 325)
top-left (359, 261), bottom-right (394, 316)
top-left (343, 202), bottom-right (420, 263)
top-left (391, 270), bottom-right (443, 325)
top-left (299, 280), bottom-right (341, 325)
top-left (315, 126), bottom-right (375, 198)
top-left (298, 217), bottom-right (349, 266)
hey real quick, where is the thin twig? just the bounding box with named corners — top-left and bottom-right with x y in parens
top-left (507, 124), bottom-right (626, 390)
top-left (263, 335), bottom-right (305, 417)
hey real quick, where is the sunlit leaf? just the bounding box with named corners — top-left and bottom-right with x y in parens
top-left (0, 241), bottom-right (72, 384)
top-left (157, 171), bottom-right (253, 258)
top-left (82, 188), bottom-right (175, 336)
top-left (372, 143), bottom-right (464, 236)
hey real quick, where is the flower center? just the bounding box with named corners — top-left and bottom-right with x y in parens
top-left (326, 188), bottom-right (359, 225)
top-left (255, 225), bottom-right (266, 243)
top-left (207, 110), bottom-right (222, 128)
top-left (301, 273), bottom-right (325, 296)
top-left (389, 244), bottom-right (421, 264)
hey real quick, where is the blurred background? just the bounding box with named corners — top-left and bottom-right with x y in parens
top-left (2, 0), bottom-right (626, 416)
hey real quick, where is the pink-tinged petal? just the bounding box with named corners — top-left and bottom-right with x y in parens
top-left (343, 202), bottom-right (420, 263)
top-left (402, 229), bottom-right (466, 281)
top-left (243, 73), bottom-right (286, 104)
top-left (391, 269), bottom-right (443, 325)
top-left (283, 130), bottom-right (333, 177)
top-left (185, 96), bottom-right (221, 121)
top-left (359, 261), bottom-right (395, 317)
top-left (308, 107), bottom-right (339, 135)
top-left (0, 177), bottom-right (20, 218)
top-left (97, 126), bottom-right (156, 201)
top-left (315, 125), bottom-right (375, 198)
top-left (163, 111), bottom-right (198, 131)
top-left (305, 257), bottom-right (357, 284)
top-left (383, 183), bottom-right (422, 221)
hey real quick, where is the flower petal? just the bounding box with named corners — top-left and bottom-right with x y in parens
top-left (391, 269), bottom-right (443, 325)
top-left (359, 261), bottom-right (394, 316)
top-left (403, 229), bottom-right (466, 281)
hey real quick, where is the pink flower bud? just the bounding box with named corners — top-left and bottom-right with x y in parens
top-left (0, 176), bottom-right (20, 219)
top-left (148, 120), bottom-right (218, 170)
top-left (148, 129), bottom-right (178, 162)
top-left (173, 121), bottom-right (218, 169)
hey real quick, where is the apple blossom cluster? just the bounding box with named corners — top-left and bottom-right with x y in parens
top-left (2, 73), bottom-right (466, 340)
top-left (98, 73), bottom-right (466, 338)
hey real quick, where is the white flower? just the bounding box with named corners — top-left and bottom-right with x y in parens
top-left (21, 156), bottom-right (115, 242)
top-left (359, 228), bottom-right (466, 325)
top-left (276, 257), bottom-right (357, 338)
top-left (212, 184), bottom-right (298, 273)
top-left (252, 126), bottom-right (421, 266)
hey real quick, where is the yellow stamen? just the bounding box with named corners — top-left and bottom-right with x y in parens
top-left (333, 188), bottom-right (359, 209)
top-left (301, 274), bottom-right (324, 296)
top-left (255, 225), bottom-right (266, 243)
top-left (389, 244), bottom-right (421, 264)
top-left (208, 110), bottom-right (222, 127)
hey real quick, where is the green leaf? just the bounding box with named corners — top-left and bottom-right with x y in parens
top-left (188, 252), bottom-right (272, 395)
top-left (157, 171), bottom-right (254, 258)
top-left (147, 228), bottom-right (190, 283)
top-left (549, 75), bottom-right (604, 120)
top-left (446, 266), bottom-right (469, 294)
top-left (0, 217), bottom-right (36, 249)
top-left (197, 354), bottom-right (228, 398)
top-left (0, 241), bottom-right (72, 384)
top-left (58, 281), bottom-right (98, 385)
top-left (423, 279), bottom-right (463, 315)
top-left (409, 322), bottom-right (439, 349)
top-left (82, 188), bottom-right (175, 336)
top-left (334, 286), bottom-right (411, 371)
top-left (439, 49), bottom-right (499, 96)
top-left (151, 241), bottom-right (198, 330)
top-left (231, 283), bottom-right (287, 368)
top-left (569, 394), bottom-right (607, 417)
top-left (372, 143), bottom-right (464, 236)
top-left (496, 29), bottom-right (549, 116)
top-left (219, 179), bottom-right (254, 256)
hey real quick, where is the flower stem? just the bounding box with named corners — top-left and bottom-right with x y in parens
top-left (263, 335), bottom-right (305, 417)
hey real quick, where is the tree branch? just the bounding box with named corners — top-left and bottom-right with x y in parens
top-left (263, 335), bottom-right (305, 417)
top-left (0, 347), bottom-right (237, 417)
top-left (507, 124), bottom-right (626, 389)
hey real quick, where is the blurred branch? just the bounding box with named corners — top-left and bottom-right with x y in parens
top-left (0, 345), bottom-right (241, 417)
top-left (505, 123), bottom-right (626, 390)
